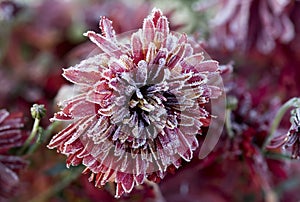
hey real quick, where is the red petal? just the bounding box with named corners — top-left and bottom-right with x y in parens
top-left (121, 173), bottom-right (135, 193)
top-left (151, 8), bottom-right (163, 26)
top-left (0, 130), bottom-right (23, 149)
top-left (66, 150), bottom-right (83, 167)
top-left (63, 138), bottom-right (83, 155)
top-left (0, 155), bottom-right (27, 172)
top-left (134, 173), bottom-right (145, 184)
top-left (115, 182), bottom-right (125, 198)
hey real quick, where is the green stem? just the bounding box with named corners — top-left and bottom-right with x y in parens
top-left (18, 118), bottom-right (40, 155)
top-left (43, 121), bottom-right (61, 142)
top-left (27, 121), bottom-right (61, 155)
top-left (263, 97), bottom-right (300, 150)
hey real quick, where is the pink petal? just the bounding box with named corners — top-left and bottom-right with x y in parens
top-left (150, 49), bottom-right (167, 65)
top-left (63, 68), bottom-right (102, 86)
top-left (145, 42), bottom-right (156, 63)
top-left (54, 96), bottom-right (97, 120)
top-left (167, 44), bottom-right (186, 69)
top-left (99, 16), bottom-right (116, 40)
top-left (195, 60), bottom-right (219, 72)
top-left (178, 33), bottom-right (188, 44)
top-left (156, 16), bottom-right (169, 47)
top-left (207, 85), bottom-right (222, 99)
top-left (131, 31), bottom-right (144, 64)
top-left (47, 122), bottom-right (79, 149)
top-left (108, 58), bottom-right (128, 73)
top-left (180, 53), bottom-right (205, 70)
top-left (86, 91), bottom-right (112, 107)
top-left (155, 140), bottom-right (170, 169)
top-left (82, 154), bottom-right (97, 167)
top-left (142, 17), bottom-right (155, 48)
top-left (176, 129), bottom-right (194, 161)
top-left (84, 31), bottom-right (123, 58)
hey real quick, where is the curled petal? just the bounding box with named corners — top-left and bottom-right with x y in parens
top-left (84, 31), bottom-right (123, 58)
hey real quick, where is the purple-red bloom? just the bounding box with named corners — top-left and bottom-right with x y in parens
top-left (282, 108), bottom-right (300, 159)
top-left (0, 109), bottom-right (27, 200)
top-left (204, 0), bottom-right (295, 54)
top-left (268, 106), bottom-right (300, 160)
top-left (48, 8), bottom-right (222, 197)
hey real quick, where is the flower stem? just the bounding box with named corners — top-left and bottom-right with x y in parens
top-left (27, 121), bottom-right (61, 155)
top-left (18, 117), bottom-right (40, 155)
top-left (263, 97), bottom-right (300, 150)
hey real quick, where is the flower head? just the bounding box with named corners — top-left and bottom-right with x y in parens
top-left (204, 0), bottom-right (295, 54)
top-left (0, 109), bottom-right (27, 199)
top-left (48, 8), bottom-right (222, 197)
top-left (282, 108), bottom-right (300, 159)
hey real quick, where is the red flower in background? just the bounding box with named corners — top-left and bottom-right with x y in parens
top-left (284, 108), bottom-right (300, 159)
top-left (0, 109), bottom-right (27, 200)
top-left (48, 8), bottom-right (223, 197)
top-left (202, 0), bottom-right (295, 54)
top-left (272, 108), bottom-right (300, 159)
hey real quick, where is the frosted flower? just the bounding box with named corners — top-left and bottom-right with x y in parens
top-left (48, 8), bottom-right (222, 197)
top-left (269, 107), bottom-right (300, 159)
top-left (0, 109), bottom-right (27, 199)
top-left (202, 0), bottom-right (295, 53)
top-left (283, 108), bottom-right (300, 159)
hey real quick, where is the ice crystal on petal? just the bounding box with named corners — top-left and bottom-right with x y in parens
top-left (48, 8), bottom-right (222, 198)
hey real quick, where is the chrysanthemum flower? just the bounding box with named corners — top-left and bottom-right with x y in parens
top-left (200, 0), bottom-right (295, 54)
top-left (48, 8), bottom-right (222, 197)
top-left (0, 109), bottom-right (27, 199)
top-left (282, 108), bottom-right (300, 159)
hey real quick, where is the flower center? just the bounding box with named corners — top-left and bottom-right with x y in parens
top-left (110, 61), bottom-right (186, 145)
top-left (128, 85), bottom-right (156, 127)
